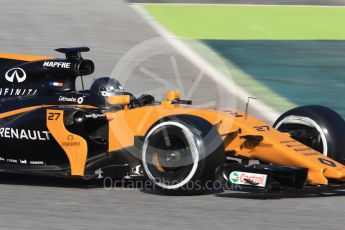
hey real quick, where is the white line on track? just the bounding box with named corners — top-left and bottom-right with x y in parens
top-left (131, 4), bottom-right (279, 122)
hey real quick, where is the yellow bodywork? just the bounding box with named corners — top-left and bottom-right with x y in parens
top-left (46, 109), bottom-right (88, 176)
top-left (30, 92), bottom-right (345, 183)
top-left (0, 53), bottom-right (54, 61)
top-left (105, 99), bottom-right (345, 185)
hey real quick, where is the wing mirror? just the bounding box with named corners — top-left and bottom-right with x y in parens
top-left (166, 90), bottom-right (181, 101)
top-left (107, 95), bottom-right (131, 106)
top-left (165, 90), bottom-right (192, 105)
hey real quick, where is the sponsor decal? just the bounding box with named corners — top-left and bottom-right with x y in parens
top-left (282, 140), bottom-right (317, 155)
top-left (229, 171), bottom-right (267, 187)
top-left (5, 68), bottom-right (26, 83)
top-left (85, 113), bottom-right (105, 119)
top-left (258, 143), bottom-right (273, 148)
top-left (58, 96), bottom-right (77, 102)
top-left (61, 135), bottom-right (80, 147)
top-left (0, 87), bottom-right (37, 96)
top-left (227, 110), bottom-right (243, 118)
top-left (43, 61), bottom-right (71, 69)
top-left (29, 161), bottom-right (44, 165)
top-left (95, 168), bottom-right (104, 179)
top-left (318, 158), bottom-right (337, 167)
top-left (132, 165), bottom-right (143, 176)
top-left (0, 155), bottom-right (44, 165)
top-left (7, 159), bottom-right (17, 163)
top-left (77, 97), bottom-right (84, 104)
top-left (254, 126), bottom-right (270, 132)
top-left (230, 171), bottom-right (239, 183)
top-left (58, 96), bottom-right (84, 104)
top-left (0, 127), bottom-right (50, 141)
top-left (100, 86), bottom-right (125, 97)
top-left (49, 82), bottom-right (64, 87)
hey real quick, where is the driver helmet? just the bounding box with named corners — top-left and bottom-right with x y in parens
top-left (90, 77), bottom-right (124, 97)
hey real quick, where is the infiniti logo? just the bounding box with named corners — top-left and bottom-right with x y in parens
top-left (5, 68), bottom-right (27, 83)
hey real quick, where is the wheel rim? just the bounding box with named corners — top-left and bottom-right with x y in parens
top-left (275, 115), bottom-right (328, 156)
top-left (142, 121), bottom-right (199, 190)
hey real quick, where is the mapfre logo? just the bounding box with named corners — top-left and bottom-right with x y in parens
top-left (5, 68), bottom-right (26, 83)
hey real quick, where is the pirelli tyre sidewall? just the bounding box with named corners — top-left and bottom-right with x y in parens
top-left (273, 105), bottom-right (345, 163)
top-left (142, 115), bottom-right (225, 195)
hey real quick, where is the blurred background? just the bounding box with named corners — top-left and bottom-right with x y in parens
top-left (1, 0), bottom-right (345, 229)
top-left (140, 1), bottom-right (345, 117)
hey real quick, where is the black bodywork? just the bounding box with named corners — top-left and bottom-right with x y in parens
top-left (0, 48), bottom-right (141, 180)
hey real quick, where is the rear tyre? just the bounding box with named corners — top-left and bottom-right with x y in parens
top-left (273, 105), bottom-right (345, 163)
top-left (142, 115), bottom-right (225, 195)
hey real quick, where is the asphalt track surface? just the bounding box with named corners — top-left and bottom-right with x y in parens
top-left (1, 0), bottom-right (345, 230)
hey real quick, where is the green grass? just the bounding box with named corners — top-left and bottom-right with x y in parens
top-left (142, 4), bottom-right (345, 116)
top-left (144, 4), bottom-right (345, 40)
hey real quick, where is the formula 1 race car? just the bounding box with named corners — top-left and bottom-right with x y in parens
top-left (1, 47), bottom-right (345, 194)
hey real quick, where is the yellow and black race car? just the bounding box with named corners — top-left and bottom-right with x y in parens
top-left (0, 47), bottom-right (345, 194)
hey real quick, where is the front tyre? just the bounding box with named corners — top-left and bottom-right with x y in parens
top-left (273, 105), bottom-right (345, 163)
top-left (142, 116), bottom-right (224, 195)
